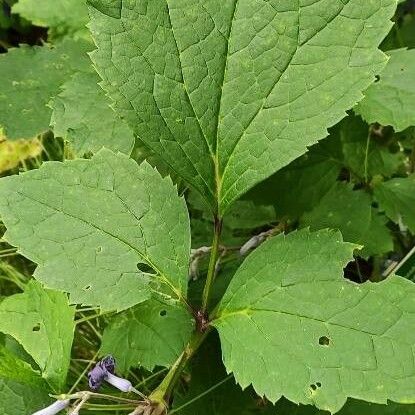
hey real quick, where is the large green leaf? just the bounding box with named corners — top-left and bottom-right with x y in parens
top-left (0, 39), bottom-right (92, 140)
top-left (374, 175), bottom-right (415, 234)
top-left (356, 48), bottom-right (415, 131)
top-left (0, 281), bottom-right (74, 391)
top-left (101, 298), bottom-right (194, 373)
top-left (0, 149), bottom-right (190, 311)
top-left (301, 182), bottom-right (394, 257)
top-left (213, 229), bottom-right (415, 413)
top-left (12, 0), bottom-right (89, 39)
top-left (50, 72), bottom-right (135, 156)
top-left (87, 0), bottom-right (395, 215)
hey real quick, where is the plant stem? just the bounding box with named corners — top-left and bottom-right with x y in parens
top-left (149, 330), bottom-right (208, 405)
top-left (145, 216), bottom-right (222, 408)
top-left (201, 216), bottom-right (223, 313)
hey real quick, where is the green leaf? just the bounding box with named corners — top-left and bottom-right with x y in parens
top-left (0, 149), bottom-right (191, 311)
top-left (245, 136), bottom-right (342, 218)
top-left (0, 378), bottom-right (52, 415)
top-left (0, 39), bottom-right (92, 140)
top-left (0, 344), bottom-right (46, 388)
top-left (374, 175), bottom-right (415, 234)
top-left (101, 298), bottom-right (193, 373)
top-left (50, 72), bottom-right (135, 156)
top-left (356, 49), bottom-right (415, 131)
top-left (0, 280), bottom-right (74, 391)
top-left (87, 0), bottom-right (396, 214)
top-left (273, 398), bottom-right (415, 415)
top-left (336, 115), bottom-right (405, 181)
top-left (12, 0), bottom-right (89, 40)
top-left (301, 182), bottom-right (394, 257)
top-left (213, 229), bottom-right (415, 413)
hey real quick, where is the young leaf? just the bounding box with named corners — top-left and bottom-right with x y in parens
top-left (87, 0), bottom-right (396, 214)
top-left (213, 229), bottom-right (415, 413)
top-left (374, 175), bottom-right (415, 233)
top-left (301, 182), bottom-right (394, 257)
top-left (12, 0), bottom-right (89, 40)
top-left (100, 298), bottom-right (194, 373)
top-left (0, 39), bottom-right (92, 140)
top-left (50, 72), bottom-right (135, 156)
top-left (0, 280), bottom-right (74, 391)
top-left (356, 49), bottom-right (415, 131)
top-left (0, 149), bottom-right (191, 311)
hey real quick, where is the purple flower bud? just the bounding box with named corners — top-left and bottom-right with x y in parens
top-left (32, 399), bottom-right (71, 415)
top-left (88, 355), bottom-right (116, 391)
top-left (101, 355), bottom-right (115, 373)
top-left (105, 372), bottom-right (133, 392)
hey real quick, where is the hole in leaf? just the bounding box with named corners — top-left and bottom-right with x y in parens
top-left (319, 336), bottom-right (330, 346)
top-left (83, 285), bottom-right (91, 291)
top-left (310, 384), bottom-right (317, 391)
top-left (32, 323), bottom-right (40, 332)
top-left (374, 75), bottom-right (380, 82)
top-left (137, 262), bottom-right (157, 275)
top-left (159, 310), bottom-right (167, 317)
top-left (316, 382), bottom-right (322, 388)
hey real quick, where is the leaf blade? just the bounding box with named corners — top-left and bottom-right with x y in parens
top-left (88, 0), bottom-right (396, 214)
top-left (0, 281), bottom-right (74, 391)
top-left (0, 149), bottom-right (191, 311)
top-left (101, 298), bottom-right (194, 373)
top-left (213, 229), bottom-right (415, 413)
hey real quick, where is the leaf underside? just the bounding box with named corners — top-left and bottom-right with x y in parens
top-left (0, 149), bottom-right (191, 311)
top-left (87, 0), bottom-right (395, 214)
top-left (213, 229), bottom-right (415, 413)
